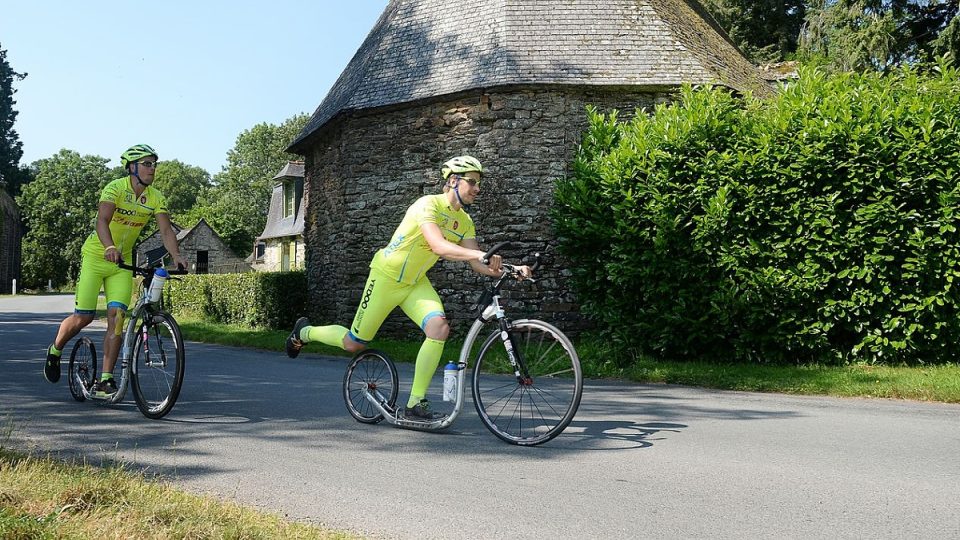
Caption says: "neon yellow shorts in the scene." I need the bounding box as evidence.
[348,268,444,344]
[74,253,133,314]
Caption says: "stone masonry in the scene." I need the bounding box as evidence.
[302,86,671,339]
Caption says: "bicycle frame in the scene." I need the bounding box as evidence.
[75,284,157,403]
[359,286,516,430]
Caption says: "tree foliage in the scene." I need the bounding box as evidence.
[701,0,807,63]
[17,150,111,288]
[190,113,308,256]
[799,0,959,71]
[0,43,30,197]
[553,61,960,365]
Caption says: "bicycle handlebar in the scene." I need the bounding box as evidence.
[480,242,541,283]
[117,261,188,277]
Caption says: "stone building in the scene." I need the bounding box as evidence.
[136,218,249,274]
[287,0,772,337]
[0,189,22,294]
[251,161,306,272]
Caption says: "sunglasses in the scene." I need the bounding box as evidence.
[455,175,481,186]
[137,160,158,168]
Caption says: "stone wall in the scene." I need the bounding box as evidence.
[301,85,672,339]
[0,190,22,294]
[136,221,250,274]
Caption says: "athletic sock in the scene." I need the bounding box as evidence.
[407,338,445,408]
[305,325,350,350]
[49,344,62,357]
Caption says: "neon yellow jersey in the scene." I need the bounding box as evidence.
[81,177,168,260]
[370,194,476,284]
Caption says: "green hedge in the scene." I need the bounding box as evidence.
[164,270,306,330]
[553,61,960,365]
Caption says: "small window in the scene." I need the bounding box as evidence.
[255,242,266,260]
[283,180,295,218]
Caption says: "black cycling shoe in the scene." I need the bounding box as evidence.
[285,317,310,358]
[94,377,118,398]
[44,346,61,383]
[403,399,446,420]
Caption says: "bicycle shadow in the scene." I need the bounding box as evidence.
[554,420,688,450]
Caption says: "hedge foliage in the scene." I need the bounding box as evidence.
[164,270,306,330]
[553,61,960,365]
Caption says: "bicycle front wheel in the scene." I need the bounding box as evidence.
[68,337,97,402]
[343,349,398,424]
[131,312,185,419]
[472,319,583,446]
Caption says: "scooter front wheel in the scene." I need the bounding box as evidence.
[342,349,399,424]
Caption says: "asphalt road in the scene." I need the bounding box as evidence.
[1,294,959,539]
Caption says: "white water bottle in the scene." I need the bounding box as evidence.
[147,267,168,304]
[442,361,457,401]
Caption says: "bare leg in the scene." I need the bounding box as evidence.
[101,307,123,374]
[53,313,95,351]
[342,333,367,354]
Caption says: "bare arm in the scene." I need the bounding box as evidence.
[421,222,486,262]
[460,237,504,277]
[95,201,121,263]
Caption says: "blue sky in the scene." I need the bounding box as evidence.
[3,1,388,175]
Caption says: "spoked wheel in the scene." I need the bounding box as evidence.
[343,349,398,424]
[68,337,97,402]
[472,319,583,446]
[131,312,185,419]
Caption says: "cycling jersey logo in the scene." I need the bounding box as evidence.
[360,279,376,309]
[453,220,459,230]
[140,195,147,204]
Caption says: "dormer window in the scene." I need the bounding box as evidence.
[283,179,296,218]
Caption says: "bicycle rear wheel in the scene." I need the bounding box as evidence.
[131,312,185,419]
[68,337,97,402]
[472,319,583,446]
[343,349,398,424]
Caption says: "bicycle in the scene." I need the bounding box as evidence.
[67,262,188,419]
[342,243,583,446]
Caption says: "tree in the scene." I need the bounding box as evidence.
[701,0,807,63]
[17,150,110,288]
[0,43,30,197]
[192,113,308,256]
[799,0,959,71]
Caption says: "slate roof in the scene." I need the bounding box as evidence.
[290,0,770,151]
[258,162,305,241]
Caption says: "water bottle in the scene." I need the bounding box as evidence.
[442,361,458,402]
[147,267,168,304]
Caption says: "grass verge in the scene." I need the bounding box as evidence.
[177,317,960,403]
[0,448,356,540]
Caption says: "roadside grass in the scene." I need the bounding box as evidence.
[0,447,357,540]
[177,317,960,403]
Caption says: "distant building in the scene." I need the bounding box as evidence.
[0,190,22,293]
[136,218,249,274]
[251,161,305,272]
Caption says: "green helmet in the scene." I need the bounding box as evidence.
[441,155,483,180]
[120,144,158,168]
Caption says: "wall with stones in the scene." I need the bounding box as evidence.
[136,221,250,274]
[301,85,672,339]
[179,224,251,274]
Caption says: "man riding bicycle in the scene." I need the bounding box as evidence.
[43,144,187,397]
[285,155,532,419]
